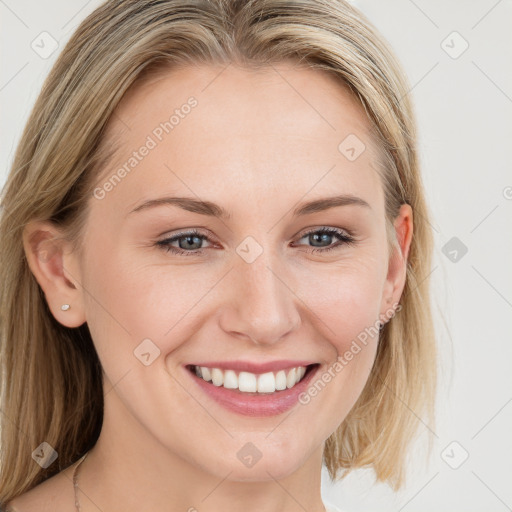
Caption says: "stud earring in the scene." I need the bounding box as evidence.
[61,304,70,311]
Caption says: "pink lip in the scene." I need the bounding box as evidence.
[184,363,320,417]
[186,360,316,374]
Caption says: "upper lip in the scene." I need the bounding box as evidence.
[186,360,317,374]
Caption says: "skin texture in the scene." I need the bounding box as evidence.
[15,62,412,512]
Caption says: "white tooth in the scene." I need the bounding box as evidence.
[200,367,212,381]
[211,368,224,386]
[238,371,257,392]
[257,372,276,393]
[286,368,297,389]
[275,370,287,390]
[197,366,308,393]
[223,369,238,389]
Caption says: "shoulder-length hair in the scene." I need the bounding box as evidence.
[0,0,436,502]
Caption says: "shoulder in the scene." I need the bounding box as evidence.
[3,465,75,512]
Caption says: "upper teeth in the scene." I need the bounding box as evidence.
[194,365,308,393]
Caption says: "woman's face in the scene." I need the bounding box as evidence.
[71,62,411,481]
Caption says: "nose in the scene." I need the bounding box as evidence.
[218,249,301,346]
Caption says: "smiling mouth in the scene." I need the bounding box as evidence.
[186,363,319,394]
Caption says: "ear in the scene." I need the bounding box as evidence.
[22,220,86,328]
[379,204,413,325]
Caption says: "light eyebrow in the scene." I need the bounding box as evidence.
[128,197,231,219]
[293,194,371,216]
[127,194,370,219]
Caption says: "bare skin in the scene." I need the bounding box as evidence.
[11,61,412,512]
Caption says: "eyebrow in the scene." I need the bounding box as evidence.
[127,194,371,219]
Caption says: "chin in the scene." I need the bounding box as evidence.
[219,458,304,482]
[209,439,311,482]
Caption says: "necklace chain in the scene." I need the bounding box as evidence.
[73,452,89,512]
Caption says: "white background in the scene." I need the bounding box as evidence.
[1,1,511,511]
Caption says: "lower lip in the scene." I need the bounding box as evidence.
[184,364,320,417]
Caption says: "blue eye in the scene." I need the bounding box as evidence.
[156,227,356,256]
[156,229,209,256]
[296,227,356,253]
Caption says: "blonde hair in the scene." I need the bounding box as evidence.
[0,0,436,502]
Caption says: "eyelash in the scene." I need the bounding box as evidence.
[155,227,356,257]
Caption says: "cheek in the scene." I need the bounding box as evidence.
[292,251,387,352]
[81,240,232,375]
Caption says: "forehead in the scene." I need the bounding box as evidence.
[95,62,384,216]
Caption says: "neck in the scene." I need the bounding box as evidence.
[77,381,327,512]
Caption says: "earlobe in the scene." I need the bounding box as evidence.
[22,220,86,328]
